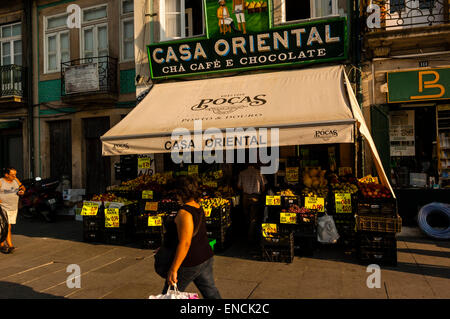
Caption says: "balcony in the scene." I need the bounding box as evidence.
[61,56,118,103]
[363,0,450,57]
[0,64,26,104]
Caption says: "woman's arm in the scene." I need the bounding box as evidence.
[167,209,194,286]
[15,178,25,195]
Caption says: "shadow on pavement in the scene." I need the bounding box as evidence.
[0,281,65,299]
[397,247,450,259]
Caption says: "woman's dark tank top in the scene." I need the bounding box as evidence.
[164,204,213,267]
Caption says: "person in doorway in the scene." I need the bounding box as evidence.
[237,164,267,245]
[163,176,221,299]
[232,0,247,34]
[0,168,25,254]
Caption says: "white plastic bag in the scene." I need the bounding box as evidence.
[317,214,340,244]
[149,284,199,299]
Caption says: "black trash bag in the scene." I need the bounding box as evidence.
[0,208,9,244]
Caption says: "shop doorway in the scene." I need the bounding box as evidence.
[0,126,23,180]
[83,117,111,196]
[49,120,72,181]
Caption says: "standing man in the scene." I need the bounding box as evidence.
[232,0,247,34]
[237,164,266,245]
[0,168,25,254]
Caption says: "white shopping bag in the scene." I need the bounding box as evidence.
[149,284,199,300]
[317,214,340,244]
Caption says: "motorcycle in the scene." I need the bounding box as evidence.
[19,177,63,222]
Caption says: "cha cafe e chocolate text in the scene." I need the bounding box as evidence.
[151,24,341,74]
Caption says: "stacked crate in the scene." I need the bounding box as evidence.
[82,201,104,243]
[355,197,401,266]
[205,204,232,251]
[103,203,137,245]
[261,226,294,263]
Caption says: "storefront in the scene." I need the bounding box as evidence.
[384,67,450,225]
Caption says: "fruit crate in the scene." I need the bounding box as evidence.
[134,213,166,236]
[138,233,163,249]
[206,224,232,251]
[103,229,133,245]
[328,193,358,215]
[262,244,294,263]
[293,233,316,257]
[355,214,402,233]
[83,215,104,232]
[82,229,103,243]
[357,246,398,266]
[357,197,397,216]
[278,222,316,236]
[261,231,294,247]
[206,213,232,228]
[281,196,300,208]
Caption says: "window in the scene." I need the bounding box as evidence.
[0,22,22,66]
[390,0,436,13]
[159,0,204,41]
[81,4,108,58]
[44,14,70,73]
[121,0,134,62]
[281,0,338,23]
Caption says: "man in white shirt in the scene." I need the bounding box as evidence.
[237,164,267,244]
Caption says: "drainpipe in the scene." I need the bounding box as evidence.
[25,0,34,178]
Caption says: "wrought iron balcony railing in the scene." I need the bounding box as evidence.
[61,56,118,97]
[363,0,449,32]
[0,64,25,98]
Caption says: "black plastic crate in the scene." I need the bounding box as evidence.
[103,229,132,245]
[357,197,397,217]
[279,222,316,236]
[206,214,232,228]
[83,216,104,232]
[281,196,299,208]
[83,230,103,243]
[139,233,163,249]
[261,231,294,247]
[206,225,229,243]
[357,247,398,266]
[328,193,358,215]
[262,245,294,263]
[134,213,166,235]
[293,234,316,257]
[357,232,397,250]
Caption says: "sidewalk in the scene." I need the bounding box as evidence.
[0,216,449,299]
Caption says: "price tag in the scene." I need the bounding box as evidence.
[145,201,159,211]
[203,207,212,217]
[359,175,379,184]
[148,215,162,227]
[213,170,223,179]
[142,190,154,199]
[280,212,297,224]
[266,195,281,206]
[105,208,120,228]
[138,158,151,169]
[286,167,299,183]
[188,165,198,175]
[335,193,352,213]
[81,201,100,216]
[262,223,278,238]
[305,196,325,212]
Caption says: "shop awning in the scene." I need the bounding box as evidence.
[101,65,394,196]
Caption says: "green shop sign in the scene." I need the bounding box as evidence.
[147,18,347,79]
[387,68,450,103]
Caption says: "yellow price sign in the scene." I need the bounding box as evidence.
[262,223,278,238]
[286,167,299,183]
[148,215,162,227]
[266,195,281,206]
[280,212,297,224]
[145,201,159,211]
[358,175,379,184]
[305,196,325,212]
[138,158,151,169]
[142,190,154,199]
[105,208,120,228]
[335,193,352,213]
[81,202,100,216]
[203,207,212,217]
[188,165,198,175]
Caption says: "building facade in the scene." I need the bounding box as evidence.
[360,0,450,220]
[34,0,137,195]
[0,1,33,180]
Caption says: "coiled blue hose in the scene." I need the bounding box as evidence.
[417,202,450,240]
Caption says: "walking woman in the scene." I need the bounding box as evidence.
[0,168,25,254]
[162,176,221,299]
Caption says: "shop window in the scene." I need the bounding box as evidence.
[44,14,70,73]
[279,0,339,23]
[121,0,134,62]
[159,0,204,41]
[81,4,108,59]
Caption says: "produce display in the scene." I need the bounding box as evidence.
[330,173,359,195]
[358,182,393,199]
[91,193,132,204]
[115,173,169,192]
[277,189,295,197]
[301,167,329,198]
[199,198,230,210]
